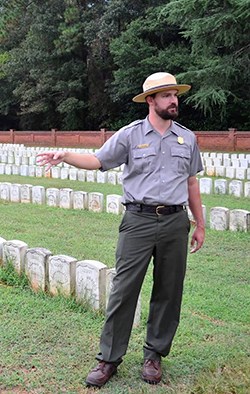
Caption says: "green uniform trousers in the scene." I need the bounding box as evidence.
[96,209,190,365]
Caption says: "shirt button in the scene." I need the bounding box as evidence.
[162,166,165,169]
[162,151,165,154]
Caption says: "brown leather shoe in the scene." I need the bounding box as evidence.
[85,361,117,387]
[141,359,162,384]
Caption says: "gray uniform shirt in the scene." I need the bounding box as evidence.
[95,117,203,205]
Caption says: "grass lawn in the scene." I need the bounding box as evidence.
[0,174,249,393]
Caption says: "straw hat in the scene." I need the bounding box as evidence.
[132,72,191,103]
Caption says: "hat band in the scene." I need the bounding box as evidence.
[144,83,179,94]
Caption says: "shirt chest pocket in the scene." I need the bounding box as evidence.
[132,147,156,174]
[171,146,191,174]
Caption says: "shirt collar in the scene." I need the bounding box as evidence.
[144,117,180,137]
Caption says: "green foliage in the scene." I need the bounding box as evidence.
[0,0,249,130]
[0,259,29,289]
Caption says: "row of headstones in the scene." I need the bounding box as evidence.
[0,181,249,231]
[0,143,250,182]
[0,182,124,214]
[0,161,250,198]
[201,152,250,180]
[0,163,123,185]
[0,237,141,326]
[200,178,250,198]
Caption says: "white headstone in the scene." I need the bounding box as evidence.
[199,178,213,194]
[51,166,61,179]
[25,247,52,291]
[235,168,246,180]
[10,184,21,203]
[0,164,5,174]
[229,209,250,232]
[106,194,123,214]
[20,184,33,203]
[88,192,104,213]
[107,171,117,185]
[76,260,107,310]
[32,186,46,205]
[206,166,215,176]
[214,179,228,195]
[69,168,78,181]
[48,254,77,296]
[3,240,28,274]
[46,188,60,207]
[0,182,11,201]
[225,167,236,179]
[86,170,96,183]
[117,172,123,185]
[59,188,73,209]
[215,166,225,177]
[210,207,229,230]
[73,191,88,210]
[20,165,29,176]
[60,168,69,180]
[96,171,107,183]
[229,180,243,197]
[35,166,44,177]
[5,164,12,175]
[77,169,86,182]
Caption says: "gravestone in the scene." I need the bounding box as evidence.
[3,240,28,274]
[73,191,88,210]
[206,166,215,176]
[199,178,213,194]
[0,182,11,201]
[106,268,141,327]
[20,165,29,176]
[46,188,60,207]
[225,167,236,179]
[77,169,86,182]
[20,184,33,203]
[60,168,69,180]
[5,164,12,175]
[97,171,107,184]
[106,194,123,214]
[25,247,52,291]
[10,184,21,203]
[32,186,46,205]
[28,165,36,177]
[12,165,20,175]
[214,179,228,195]
[0,164,5,174]
[229,209,250,232]
[117,172,123,185]
[215,166,225,177]
[229,180,243,197]
[235,168,246,180]
[75,260,107,310]
[88,192,104,213]
[107,171,117,185]
[35,166,44,177]
[48,254,77,296]
[69,168,78,181]
[51,167,61,179]
[59,188,73,209]
[210,207,229,230]
[86,170,96,183]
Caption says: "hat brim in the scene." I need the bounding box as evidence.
[132,84,191,103]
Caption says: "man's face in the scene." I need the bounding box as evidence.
[151,90,179,120]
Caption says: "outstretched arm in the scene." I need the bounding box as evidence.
[188,176,205,253]
[36,151,101,171]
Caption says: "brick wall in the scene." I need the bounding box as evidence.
[0,128,249,151]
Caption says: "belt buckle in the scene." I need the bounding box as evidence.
[156,205,165,216]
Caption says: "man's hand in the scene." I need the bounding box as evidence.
[190,225,205,253]
[36,151,66,171]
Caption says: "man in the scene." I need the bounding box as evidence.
[37,72,205,387]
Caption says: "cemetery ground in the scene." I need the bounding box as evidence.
[0,174,249,394]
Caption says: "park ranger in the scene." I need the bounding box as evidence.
[37,72,205,387]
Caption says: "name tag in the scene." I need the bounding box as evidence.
[137,144,150,149]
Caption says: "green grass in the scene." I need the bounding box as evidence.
[0,174,249,393]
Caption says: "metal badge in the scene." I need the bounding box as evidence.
[177,136,184,144]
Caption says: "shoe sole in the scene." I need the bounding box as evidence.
[142,375,161,385]
[85,370,117,387]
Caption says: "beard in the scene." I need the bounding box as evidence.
[155,105,179,120]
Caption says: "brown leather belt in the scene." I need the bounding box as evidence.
[125,203,185,216]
